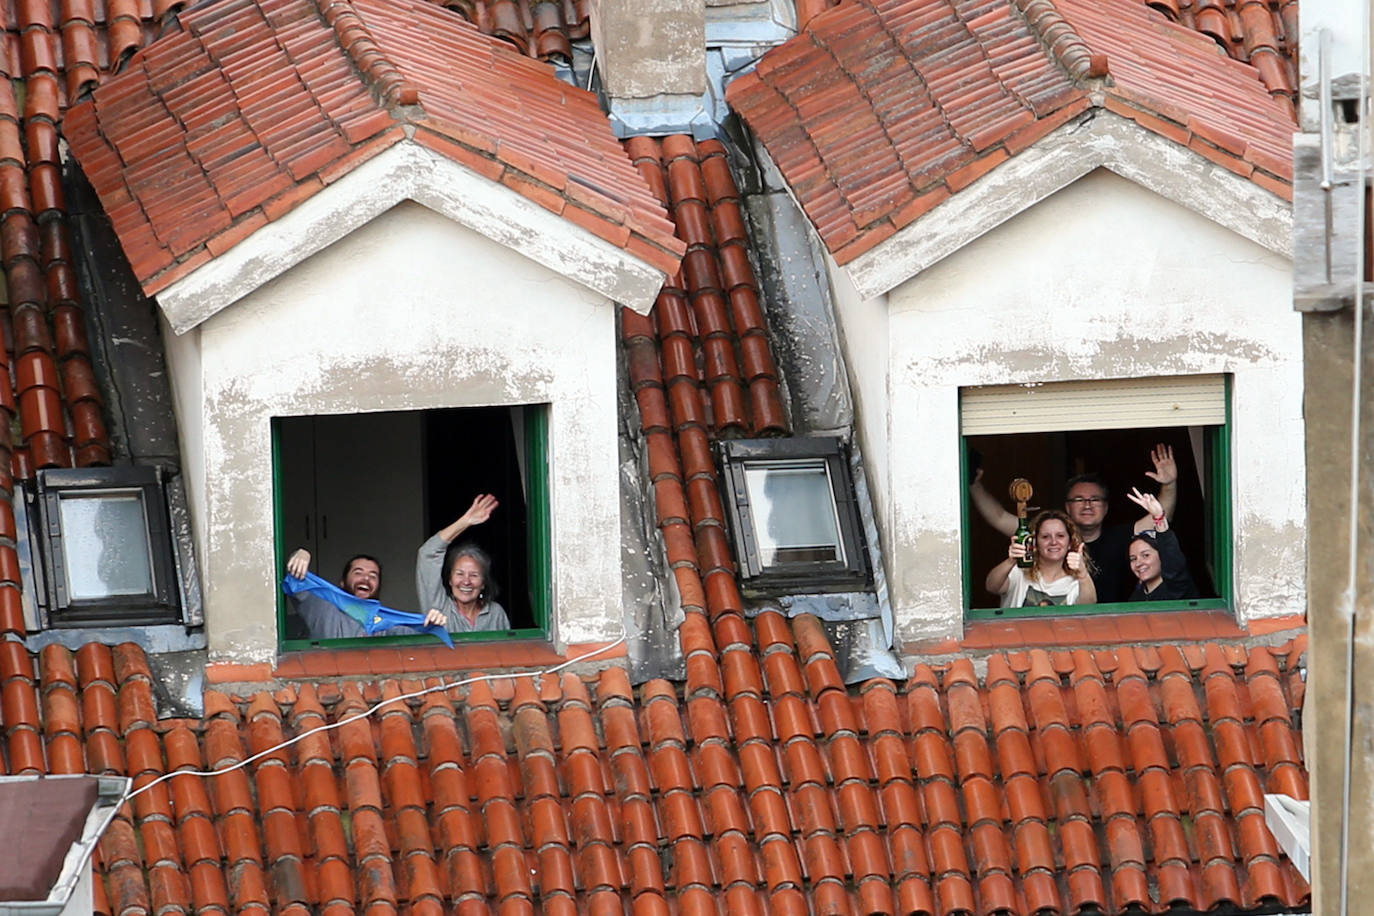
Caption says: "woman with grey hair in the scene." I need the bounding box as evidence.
[416,493,511,632]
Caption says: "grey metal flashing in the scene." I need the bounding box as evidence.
[64,160,183,468]
[606,93,719,140]
[617,334,686,684]
[608,5,793,142]
[21,624,207,654]
[0,774,130,916]
[724,130,897,669]
[742,188,854,433]
[63,157,205,627]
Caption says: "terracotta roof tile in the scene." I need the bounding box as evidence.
[62,0,682,298]
[729,0,1294,264]
[621,153,1308,913]
[808,0,1296,106]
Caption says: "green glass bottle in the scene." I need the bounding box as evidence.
[1014,514,1034,569]
[1008,478,1035,569]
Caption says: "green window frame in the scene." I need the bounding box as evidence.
[273,405,552,650]
[961,380,1234,619]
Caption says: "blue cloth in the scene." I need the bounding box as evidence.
[281,573,454,648]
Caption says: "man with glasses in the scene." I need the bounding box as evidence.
[970,444,1178,602]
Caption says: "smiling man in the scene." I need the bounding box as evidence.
[284,549,392,638]
[970,444,1179,602]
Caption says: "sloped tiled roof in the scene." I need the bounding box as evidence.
[0,632,1309,916]
[623,136,788,447]
[600,136,1307,916]
[727,0,1295,265]
[0,5,1311,915]
[1143,0,1298,106]
[429,0,591,61]
[795,0,1297,108]
[62,0,684,297]
[0,0,593,95]
[0,0,126,490]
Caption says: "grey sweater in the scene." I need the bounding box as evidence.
[416,533,512,632]
[289,591,437,640]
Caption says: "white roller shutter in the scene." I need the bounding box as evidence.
[960,375,1226,435]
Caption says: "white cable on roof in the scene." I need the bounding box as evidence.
[118,635,628,805]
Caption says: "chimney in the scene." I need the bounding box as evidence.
[589,0,707,136]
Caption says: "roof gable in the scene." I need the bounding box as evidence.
[62,0,683,312]
[727,0,1294,269]
[842,110,1292,298]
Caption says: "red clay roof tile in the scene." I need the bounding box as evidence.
[61,0,681,299]
[729,0,1293,264]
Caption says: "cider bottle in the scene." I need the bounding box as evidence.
[1008,477,1035,570]
[1014,515,1034,569]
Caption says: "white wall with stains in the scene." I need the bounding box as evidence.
[830,168,1301,649]
[163,200,625,663]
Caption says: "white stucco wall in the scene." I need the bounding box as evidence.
[163,200,624,662]
[830,169,1302,648]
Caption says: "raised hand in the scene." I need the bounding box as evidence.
[1145,443,1177,487]
[1125,486,1165,524]
[286,548,311,579]
[437,493,501,544]
[1066,550,1087,577]
[457,493,499,528]
[1007,538,1027,561]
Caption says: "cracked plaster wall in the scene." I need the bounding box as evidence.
[829,169,1302,649]
[161,201,624,663]
[589,0,704,99]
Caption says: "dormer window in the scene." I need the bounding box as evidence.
[718,437,869,594]
[272,405,551,648]
[962,375,1232,616]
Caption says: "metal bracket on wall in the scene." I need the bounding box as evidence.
[1292,139,1366,311]
[1295,30,1369,313]
[1293,161,1368,311]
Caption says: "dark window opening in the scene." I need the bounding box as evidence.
[719,437,870,595]
[964,424,1231,617]
[273,405,550,648]
[29,466,181,627]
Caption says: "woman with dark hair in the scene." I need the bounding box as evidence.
[416,494,511,632]
[1123,488,1199,601]
[986,509,1098,607]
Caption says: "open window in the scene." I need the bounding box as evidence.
[272,405,551,648]
[961,375,1232,617]
[28,466,182,627]
[718,437,870,595]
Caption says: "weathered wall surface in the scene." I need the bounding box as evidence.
[588,0,704,98]
[164,201,623,662]
[1303,308,1374,916]
[830,169,1301,648]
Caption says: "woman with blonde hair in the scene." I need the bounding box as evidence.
[986,509,1098,607]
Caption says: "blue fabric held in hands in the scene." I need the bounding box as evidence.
[281,572,454,648]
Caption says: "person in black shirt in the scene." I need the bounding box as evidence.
[1124,488,1199,601]
[969,444,1179,602]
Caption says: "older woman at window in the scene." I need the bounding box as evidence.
[416,493,512,632]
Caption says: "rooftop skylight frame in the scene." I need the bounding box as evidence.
[718,436,870,595]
